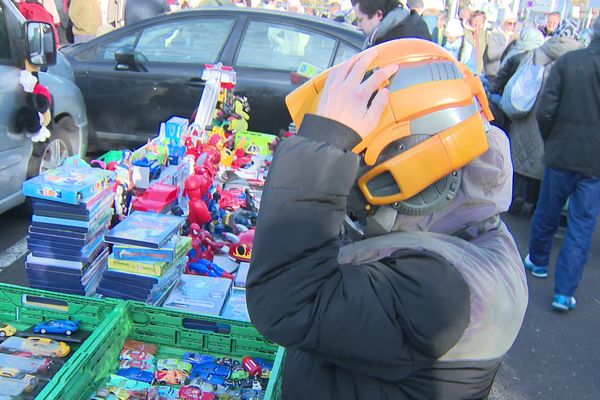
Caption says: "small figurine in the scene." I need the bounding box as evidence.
[188,223,226,263]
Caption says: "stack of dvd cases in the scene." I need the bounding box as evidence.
[97,211,189,305]
[22,164,115,295]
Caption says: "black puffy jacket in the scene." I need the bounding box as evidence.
[537,38,600,177]
[246,115,526,399]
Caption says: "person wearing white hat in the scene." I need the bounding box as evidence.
[443,19,477,73]
[484,12,518,77]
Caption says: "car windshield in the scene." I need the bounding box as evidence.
[0,323,7,328]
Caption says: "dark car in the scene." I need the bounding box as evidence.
[61,7,363,149]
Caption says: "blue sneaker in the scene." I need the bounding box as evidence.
[524,254,548,278]
[552,294,576,312]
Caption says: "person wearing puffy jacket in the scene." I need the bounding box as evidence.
[247,40,527,399]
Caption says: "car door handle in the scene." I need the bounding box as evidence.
[184,78,205,88]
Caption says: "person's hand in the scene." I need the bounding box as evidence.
[316,51,398,139]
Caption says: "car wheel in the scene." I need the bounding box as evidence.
[40,329,46,334]
[0,331,5,337]
[65,330,72,336]
[28,116,80,178]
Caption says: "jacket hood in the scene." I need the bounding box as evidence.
[540,37,581,60]
[372,6,410,43]
[388,126,512,237]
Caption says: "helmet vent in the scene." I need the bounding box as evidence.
[388,61,462,93]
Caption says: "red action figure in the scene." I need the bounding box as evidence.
[184,172,212,227]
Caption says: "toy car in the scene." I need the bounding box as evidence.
[0,322,16,337]
[107,374,151,400]
[219,188,248,212]
[33,320,79,336]
[179,384,216,400]
[182,352,215,366]
[120,359,155,372]
[22,337,70,358]
[117,367,155,385]
[131,183,179,213]
[155,368,189,385]
[148,385,180,400]
[120,349,155,363]
[190,362,230,379]
[0,367,38,391]
[123,339,157,355]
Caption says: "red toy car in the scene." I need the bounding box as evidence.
[179,384,216,400]
[132,183,179,213]
[219,188,247,212]
[120,350,155,363]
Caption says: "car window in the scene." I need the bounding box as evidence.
[0,5,11,60]
[236,20,335,72]
[93,32,137,61]
[333,42,359,66]
[135,18,233,64]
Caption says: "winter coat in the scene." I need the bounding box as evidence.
[125,0,169,25]
[247,114,527,400]
[365,6,431,49]
[485,29,513,77]
[68,0,101,36]
[443,37,477,73]
[464,26,487,74]
[510,37,580,179]
[537,38,600,177]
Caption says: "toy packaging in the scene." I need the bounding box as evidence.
[220,289,250,322]
[234,131,277,156]
[163,274,232,316]
[31,189,114,217]
[234,262,250,288]
[112,235,191,263]
[22,164,114,205]
[104,211,184,249]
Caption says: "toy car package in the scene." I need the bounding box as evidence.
[22,165,113,205]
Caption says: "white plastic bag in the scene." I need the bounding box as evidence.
[500,52,545,119]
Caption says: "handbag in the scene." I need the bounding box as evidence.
[500,52,545,119]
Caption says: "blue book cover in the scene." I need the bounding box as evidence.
[32,207,113,229]
[163,274,232,316]
[32,187,113,211]
[104,211,184,249]
[23,165,114,205]
[220,289,250,322]
[32,192,115,220]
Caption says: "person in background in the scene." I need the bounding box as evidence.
[124,0,169,25]
[443,18,477,73]
[525,18,600,312]
[540,11,561,38]
[351,0,431,49]
[464,10,487,75]
[458,5,471,26]
[507,33,580,215]
[484,13,517,78]
[68,0,101,43]
[490,27,545,95]
[329,1,345,21]
[431,11,445,44]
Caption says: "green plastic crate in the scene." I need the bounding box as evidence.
[0,283,121,399]
[44,301,285,400]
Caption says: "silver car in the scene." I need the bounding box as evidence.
[0,0,88,215]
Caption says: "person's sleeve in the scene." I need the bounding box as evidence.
[246,114,470,380]
[536,59,563,141]
[490,55,518,95]
[485,33,505,63]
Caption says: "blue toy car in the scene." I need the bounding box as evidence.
[116,367,155,385]
[33,320,79,336]
[182,352,214,366]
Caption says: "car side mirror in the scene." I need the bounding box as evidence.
[24,21,56,67]
[115,44,136,70]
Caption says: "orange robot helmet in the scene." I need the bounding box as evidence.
[285,38,493,216]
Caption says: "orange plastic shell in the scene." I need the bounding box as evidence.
[285,38,493,206]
